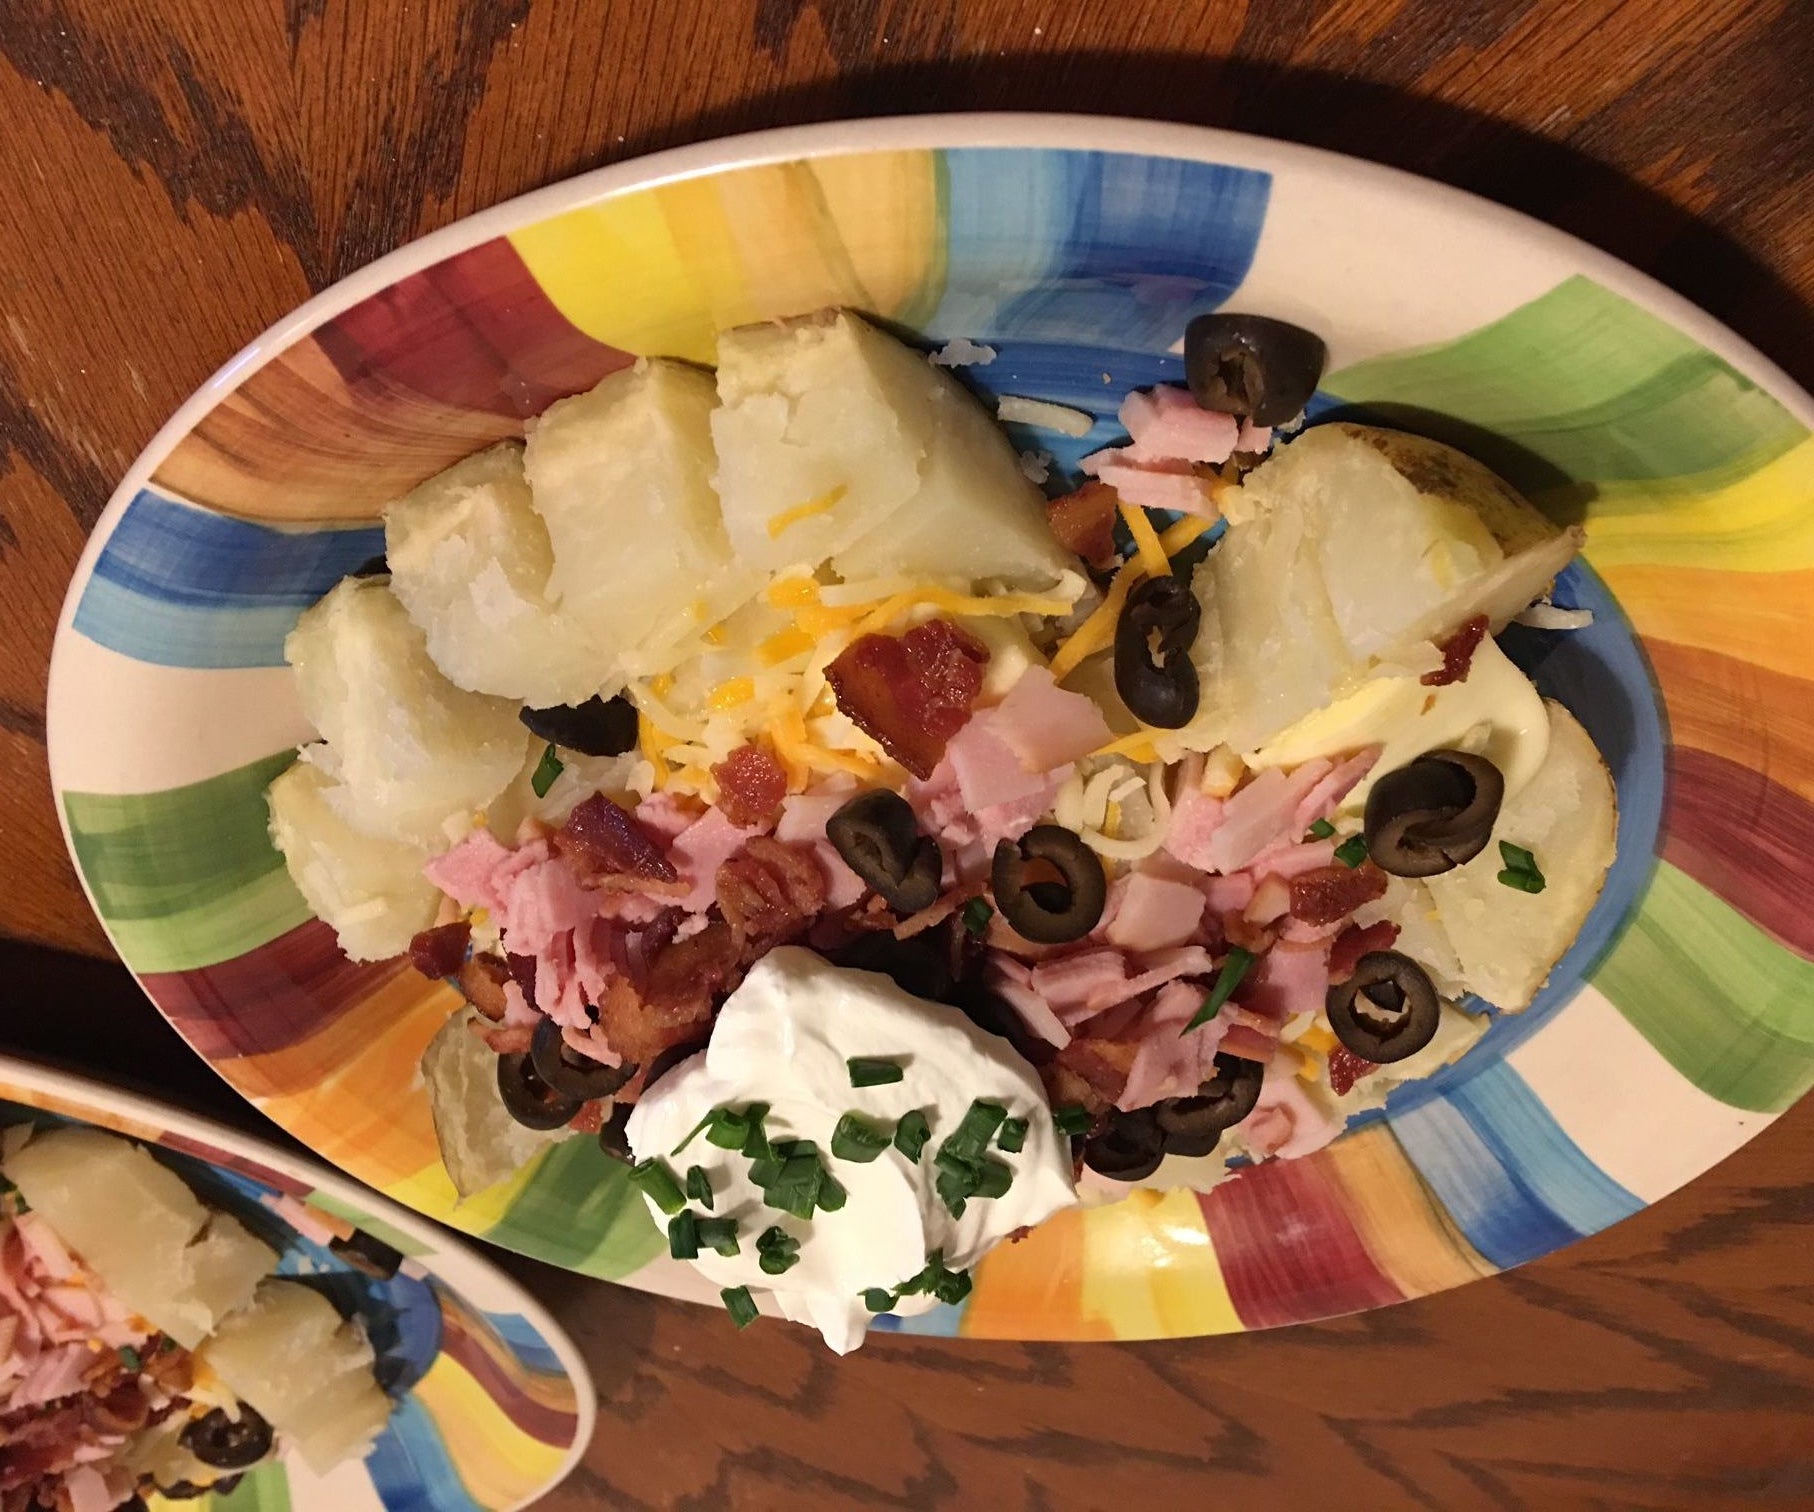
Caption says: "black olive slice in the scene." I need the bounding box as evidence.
[1152,1097,1225,1157]
[530,1015,636,1100]
[330,1228,405,1282]
[1082,1107,1165,1181]
[597,1101,634,1164]
[1154,1051,1266,1153]
[496,1051,583,1130]
[519,694,640,757]
[1363,749,1506,877]
[1184,313,1328,427]
[826,789,943,914]
[1114,574,1202,729]
[349,553,389,579]
[991,826,1107,944]
[156,1481,218,1501]
[833,929,957,1004]
[1326,951,1441,1064]
[181,1405,274,1471]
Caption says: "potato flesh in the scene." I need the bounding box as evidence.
[285,577,527,846]
[3,1128,275,1348]
[420,1006,562,1199]
[266,759,441,961]
[196,1279,389,1476]
[526,360,753,681]
[385,443,606,708]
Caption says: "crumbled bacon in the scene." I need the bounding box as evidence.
[409,920,471,979]
[470,1019,533,1055]
[1327,1044,1378,1097]
[642,920,742,1014]
[557,793,679,883]
[717,837,828,950]
[1288,863,1389,927]
[1330,920,1400,981]
[1222,911,1279,955]
[711,743,788,829]
[566,1100,607,1135]
[1053,1034,1141,1109]
[1044,481,1121,568]
[458,953,512,1021]
[1423,614,1489,687]
[825,619,989,778]
[596,973,715,1096]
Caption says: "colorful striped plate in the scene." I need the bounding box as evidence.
[46,116,1814,1342]
[0,1055,592,1509]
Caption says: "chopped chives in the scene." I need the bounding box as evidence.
[530,742,564,798]
[816,1171,848,1213]
[862,1287,897,1313]
[705,1107,751,1150]
[831,1111,892,1163]
[630,1158,687,1216]
[671,1109,717,1156]
[946,1099,1007,1157]
[1497,840,1547,894]
[973,1158,1012,1200]
[848,1056,905,1087]
[118,1345,142,1372]
[740,1104,773,1161]
[934,1164,973,1219]
[1052,1104,1092,1138]
[1334,835,1369,868]
[893,1109,931,1162]
[756,1226,800,1276]
[667,1209,699,1260]
[996,1117,1028,1154]
[721,1285,758,1329]
[1305,817,1337,840]
[694,1217,740,1257]
[960,897,993,937]
[1183,946,1255,1033]
[684,1165,713,1209]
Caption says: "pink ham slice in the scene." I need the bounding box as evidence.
[1289,746,1380,834]
[1104,872,1206,953]
[1084,459,1220,517]
[1164,787,1227,870]
[775,786,867,909]
[1193,759,1334,874]
[668,807,760,911]
[1241,941,1332,1021]
[987,957,1071,1049]
[422,835,596,954]
[1119,384,1241,466]
[943,719,1050,811]
[1031,949,1130,1025]
[1116,979,1226,1112]
[1243,1061,1342,1159]
[988,667,1111,773]
[1084,945,1216,1016]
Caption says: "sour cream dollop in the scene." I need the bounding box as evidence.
[625,947,1078,1353]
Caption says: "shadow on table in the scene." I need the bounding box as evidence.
[595,49,1811,392]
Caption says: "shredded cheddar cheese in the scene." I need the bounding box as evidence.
[1158,513,1216,555]
[1050,566,1142,681]
[757,627,815,666]
[1118,499,1170,578]
[765,575,822,610]
[766,485,848,539]
[706,676,756,712]
[1090,729,1162,764]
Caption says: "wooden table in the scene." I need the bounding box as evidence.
[2,2,1810,1506]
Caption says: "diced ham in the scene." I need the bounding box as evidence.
[989,667,1112,773]
[1241,941,1332,1021]
[1290,746,1380,834]
[668,807,760,911]
[1201,871,1255,916]
[1086,459,1221,517]
[1031,949,1130,1024]
[1164,787,1226,870]
[425,834,598,954]
[972,779,1063,850]
[632,791,697,843]
[1196,760,1333,874]
[1104,872,1206,952]
[1247,837,1338,880]
[1242,1061,1342,1159]
[1244,873,1291,925]
[774,783,867,909]
[943,719,1050,812]
[1085,945,1216,1015]
[1118,385,1241,467]
[1235,419,1272,453]
[423,829,514,909]
[1116,980,1226,1112]
[987,957,1071,1049]
[1218,1021,1281,1063]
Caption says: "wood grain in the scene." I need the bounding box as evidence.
[0,4,1810,1506]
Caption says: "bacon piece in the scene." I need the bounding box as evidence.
[711,743,788,829]
[825,619,989,779]
[596,972,715,1101]
[566,1100,607,1136]
[1222,911,1279,955]
[717,837,828,950]
[557,793,679,883]
[1053,1034,1141,1108]
[1423,614,1489,687]
[458,953,512,1021]
[1288,863,1389,927]
[1327,1044,1378,1097]
[408,920,471,979]
[1044,481,1121,568]
[1330,920,1400,981]
[641,920,741,1013]
[470,1019,534,1055]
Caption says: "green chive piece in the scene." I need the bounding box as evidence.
[756,1226,800,1276]
[684,1165,713,1209]
[893,1109,931,1162]
[667,1209,700,1260]
[1052,1104,1092,1138]
[930,1266,972,1307]
[766,1147,825,1219]
[935,1164,971,1219]
[747,1154,784,1187]
[961,897,994,937]
[848,1056,905,1087]
[530,742,564,798]
[831,1111,893,1163]
[863,1287,897,1313]
[1306,817,1336,840]
[671,1109,717,1156]
[118,1345,142,1372]
[706,1107,750,1150]
[973,1158,1013,1200]
[898,1249,972,1307]
[630,1159,687,1216]
[695,1217,740,1257]
[946,1099,1007,1157]
[1183,946,1255,1033]
[817,1171,848,1213]
[1334,834,1369,868]
[721,1285,758,1329]
[740,1103,773,1161]
[996,1116,1028,1154]
[1497,840,1547,893]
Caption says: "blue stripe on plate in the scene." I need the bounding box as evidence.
[478,1308,565,1377]
[366,1395,483,1512]
[72,487,383,668]
[878,1299,966,1338]
[925,149,1269,352]
[1387,1060,1641,1269]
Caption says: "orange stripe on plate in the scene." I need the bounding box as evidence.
[1596,563,1814,684]
[1644,638,1814,804]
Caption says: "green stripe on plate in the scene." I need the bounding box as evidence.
[1593,862,1814,1114]
[1324,275,1803,496]
[488,1137,663,1279]
[63,753,309,973]
[308,1190,435,1259]
[206,1461,291,1512]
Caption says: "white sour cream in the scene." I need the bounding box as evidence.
[625,947,1077,1353]
[1244,635,1550,812]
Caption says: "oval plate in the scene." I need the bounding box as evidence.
[46,115,1814,1341]
[0,1055,593,1508]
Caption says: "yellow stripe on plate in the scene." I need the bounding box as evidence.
[1079,1188,1243,1339]
[408,1353,568,1507]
